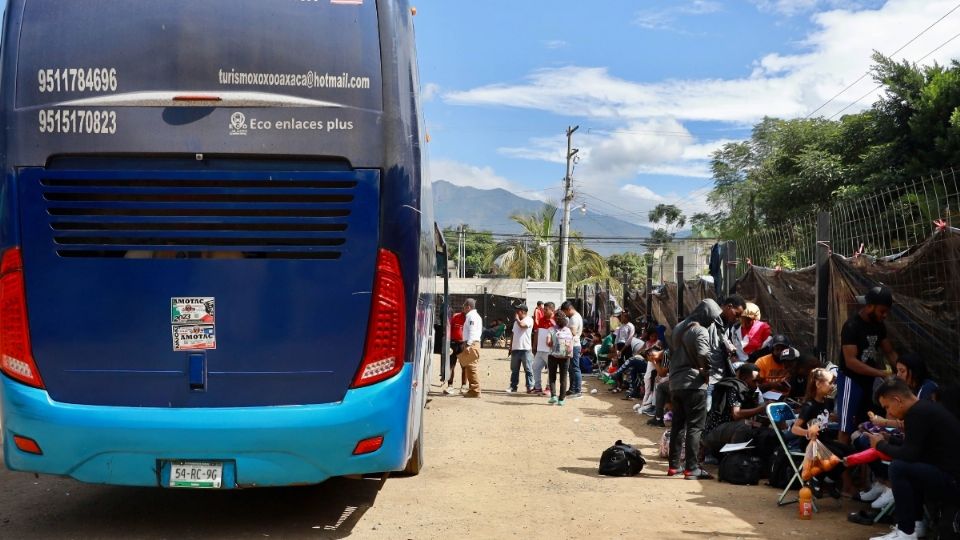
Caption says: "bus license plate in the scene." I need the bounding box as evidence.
[169,461,222,489]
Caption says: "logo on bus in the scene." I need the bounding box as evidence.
[229,112,248,136]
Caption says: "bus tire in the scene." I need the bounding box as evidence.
[398,420,424,476]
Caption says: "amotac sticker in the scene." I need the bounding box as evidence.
[171,297,215,324]
[173,325,217,351]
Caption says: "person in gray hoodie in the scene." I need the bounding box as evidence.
[667,298,724,480]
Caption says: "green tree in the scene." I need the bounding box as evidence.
[607,252,647,289]
[442,226,496,277]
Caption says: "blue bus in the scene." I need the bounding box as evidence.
[0,0,434,488]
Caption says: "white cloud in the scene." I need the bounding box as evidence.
[446,0,960,123]
[750,0,881,16]
[621,184,666,201]
[430,158,549,201]
[543,39,568,49]
[422,82,440,102]
[635,0,722,30]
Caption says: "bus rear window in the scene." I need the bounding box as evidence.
[16,0,383,111]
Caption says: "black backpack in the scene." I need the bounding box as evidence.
[768,447,802,490]
[598,440,646,476]
[718,453,762,485]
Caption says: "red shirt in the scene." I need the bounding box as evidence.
[451,312,466,341]
[534,307,545,327]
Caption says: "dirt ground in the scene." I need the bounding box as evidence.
[352,348,890,539]
[0,347,893,539]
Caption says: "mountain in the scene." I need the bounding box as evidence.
[431,180,653,256]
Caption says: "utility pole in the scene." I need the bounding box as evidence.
[559,125,579,289]
[540,242,552,281]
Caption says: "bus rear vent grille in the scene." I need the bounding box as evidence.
[41,177,357,259]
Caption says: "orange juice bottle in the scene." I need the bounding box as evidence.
[798,486,814,519]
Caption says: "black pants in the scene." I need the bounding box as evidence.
[890,460,960,535]
[548,356,570,401]
[669,388,707,471]
[654,380,671,418]
[445,341,464,383]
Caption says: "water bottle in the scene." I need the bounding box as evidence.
[798,486,814,520]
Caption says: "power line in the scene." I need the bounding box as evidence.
[827,29,960,120]
[804,1,960,119]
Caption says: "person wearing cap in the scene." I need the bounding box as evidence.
[507,304,534,394]
[754,334,796,393]
[457,298,484,398]
[731,302,771,363]
[836,286,898,444]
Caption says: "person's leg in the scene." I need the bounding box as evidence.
[463,343,481,396]
[568,345,582,394]
[835,373,863,445]
[655,381,670,418]
[559,358,569,401]
[888,460,940,535]
[642,362,656,406]
[547,357,559,402]
[509,351,521,391]
[628,359,646,397]
[522,350,534,391]
[668,390,688,470]
[684,388,708,472]
[705,382,714,413]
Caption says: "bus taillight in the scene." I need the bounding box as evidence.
[351,249,406,388]
[0,248,44,389]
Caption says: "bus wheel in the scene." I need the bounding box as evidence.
[398,421,424,476]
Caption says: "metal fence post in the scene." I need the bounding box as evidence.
[724,240,737,295]
[814,212,831,357]
[646,264,654,317]
[676,255,685,320]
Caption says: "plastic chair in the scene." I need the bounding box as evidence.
[766,402,814,508]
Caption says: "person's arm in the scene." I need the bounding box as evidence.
[842,344,887,378]
[733,402,765,421]
[791,417,820,440]
[880,338,898,370]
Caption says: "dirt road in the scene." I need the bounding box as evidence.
[0,348,889,539]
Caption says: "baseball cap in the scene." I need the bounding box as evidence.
[856,286,893,307]
[780,347,800,362]
[741,302,761,320]
[769,334,790,348]
[515,304,528,312]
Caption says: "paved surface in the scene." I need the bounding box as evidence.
[0,349,889,539]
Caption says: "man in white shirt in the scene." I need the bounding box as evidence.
[508,304,534,393]
[614,309,635,363]
[458,298,483,397]
[561,301,584,399]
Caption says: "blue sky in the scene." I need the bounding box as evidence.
[415,0,960,226]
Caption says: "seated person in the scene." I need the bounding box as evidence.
[481,319,503,342]
[645,350,672,428]
[754,334,794,393]
[702,363,766,458]
[610,326,661,398]
[865,378,960,540]
[894,354,938,402]
[732,302,771,363]
[785,352,821,401]
[791,367,854,497]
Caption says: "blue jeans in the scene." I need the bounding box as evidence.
[706,383,715,412]
[613,357,646,395]
[509,350,534,391]
[568,345,582,394]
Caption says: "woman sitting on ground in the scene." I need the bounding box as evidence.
[732,302,771,363]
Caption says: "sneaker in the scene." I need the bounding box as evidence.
[872,487,895,509]
[641,405,657,416]
[568,392,583,399]
[646,418,665,427]
[526,388,536,394]
[444,387,457,395]
[460,385,469,393]
[531,388,542,394]
[859,481,886,502]
[548,396,558,404]
[666,468,686,477]
[684,468,714,481]
[869,527,918,540]
[915,520,927,539]
[557,400,564,406]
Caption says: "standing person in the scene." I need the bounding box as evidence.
[546,312,574,406]
[837,286,898,444]
[561,301,584,399]
[531,302,556,395]
[709,295,746,411]
[457,298,483,398]
[508,304,535,394]
[866,378,960,540]
[667,299,725,480]
[532,301,545,354]
[445,305,467,395]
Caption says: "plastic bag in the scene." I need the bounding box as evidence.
[800,439,842,481]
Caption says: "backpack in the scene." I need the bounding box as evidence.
[580,355,593,374]
[551,328,574,359]
[598,440,646,476]
[718,453,762,485]
[658,429,685,461]
[768,447,802,490]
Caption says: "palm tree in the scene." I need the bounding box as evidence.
[492,204,608,292]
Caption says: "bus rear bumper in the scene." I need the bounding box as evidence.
[0,366,414,488]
